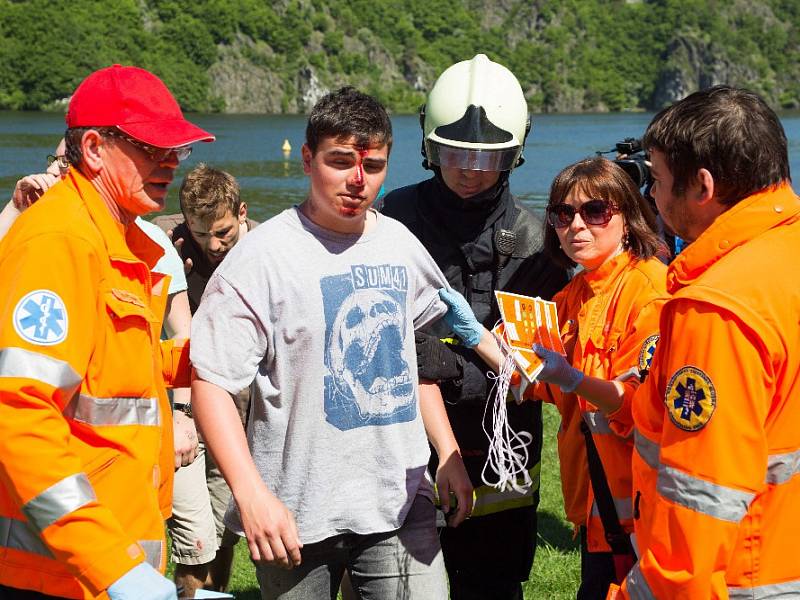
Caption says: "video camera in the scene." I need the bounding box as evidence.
[601,137,683,262]
[599,137,652,190]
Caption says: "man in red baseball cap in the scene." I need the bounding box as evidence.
[0,65,213,600]
[63,64,215,221]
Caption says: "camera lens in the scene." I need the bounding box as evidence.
[614,158,650,189]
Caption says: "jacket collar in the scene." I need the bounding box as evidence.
[667,183,800,293]
[67,169,164,269]
[579,249,633,295]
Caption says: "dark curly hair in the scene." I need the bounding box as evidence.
[305,86,392,154]
[643,85,790,205]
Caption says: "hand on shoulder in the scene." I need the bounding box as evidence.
[12,172,60,210]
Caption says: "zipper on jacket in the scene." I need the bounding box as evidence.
[465,273,474,305]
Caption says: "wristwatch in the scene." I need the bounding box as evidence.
[174,402,193,419]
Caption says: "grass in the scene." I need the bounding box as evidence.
[523,403,581,599]
[169,403,579,599]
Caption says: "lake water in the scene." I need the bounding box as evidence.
[2,110,800,222]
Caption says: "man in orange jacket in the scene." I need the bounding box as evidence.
[0,65,213,599]
[610,86,800,599]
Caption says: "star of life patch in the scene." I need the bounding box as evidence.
[13,289,68,346]
[638,334,659,372]
[665,365,716,431]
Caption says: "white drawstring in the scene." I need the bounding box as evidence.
[481,323,533,494]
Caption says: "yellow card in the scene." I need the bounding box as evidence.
[494,291,566,382]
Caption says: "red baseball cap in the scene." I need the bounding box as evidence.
[66,64,215,148]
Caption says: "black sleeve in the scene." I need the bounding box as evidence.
[433,344,496,406]
[505,252,569,301]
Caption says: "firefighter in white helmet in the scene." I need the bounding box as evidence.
[381,54,568,600]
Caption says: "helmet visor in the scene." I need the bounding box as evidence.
[426,140,521,172]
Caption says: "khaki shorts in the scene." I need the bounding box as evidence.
[168,442,241,565]
[168,390,249,565]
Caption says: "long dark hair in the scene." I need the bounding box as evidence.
[544,157,666,269]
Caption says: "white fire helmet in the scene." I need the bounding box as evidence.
[422,54,530,172]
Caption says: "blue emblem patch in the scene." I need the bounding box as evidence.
[638,334,659,372]
[13,290,69,346]
[664,365,716,431]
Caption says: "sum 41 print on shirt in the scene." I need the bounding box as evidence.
[321,264,415,431]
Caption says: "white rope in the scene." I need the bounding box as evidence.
[481,327,533,494]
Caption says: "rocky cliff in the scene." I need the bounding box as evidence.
[1,0,797,113]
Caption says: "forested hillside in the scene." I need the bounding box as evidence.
[1,0,798,114]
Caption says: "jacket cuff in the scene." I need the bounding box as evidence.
[161,338,191,388]
[80,544,145,596]
[606,382,635,438]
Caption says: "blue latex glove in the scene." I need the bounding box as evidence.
[532,343,584,393]
[107,562,177,600]
[438,288,482,348]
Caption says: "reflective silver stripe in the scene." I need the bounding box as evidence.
[139,539,163,569]
[0,516,53,557]
[64,394,160,426]
[625,561,656,600]
[22,473,96,532]
[766,449,800,485]
[583,411,612,435]
[0,347,81,396]
[591,496,633,520]
[729,579,800,599]
[634,428,660,470]
[657,465,754,522]
[634,427,756,522]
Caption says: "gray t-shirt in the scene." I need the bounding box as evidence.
[190,207,449,544]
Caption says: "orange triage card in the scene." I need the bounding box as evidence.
[494,291,566,382]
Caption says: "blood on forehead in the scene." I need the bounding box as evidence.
[354,153,365,184]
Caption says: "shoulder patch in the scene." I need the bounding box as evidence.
[638,334,659,372]
[13,289,69,346]
[664,365,716,431]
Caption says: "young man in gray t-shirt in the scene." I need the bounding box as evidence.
[190,87,472,599]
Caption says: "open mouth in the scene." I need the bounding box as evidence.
[350,319,412,398]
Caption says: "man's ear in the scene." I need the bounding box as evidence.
[81,130,105,175]
[238,201,247,222]
[301,144,313,174]
[694,168,716,206]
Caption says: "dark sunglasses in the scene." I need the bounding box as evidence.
[546,199,618,228]
[104,128,193,163]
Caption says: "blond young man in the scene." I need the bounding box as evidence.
[154,164,257,597]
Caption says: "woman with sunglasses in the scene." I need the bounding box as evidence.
[531,156,668,599]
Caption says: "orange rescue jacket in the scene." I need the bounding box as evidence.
[615,183,800,599]
[539,252,667,552]
[0,170,189,598]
